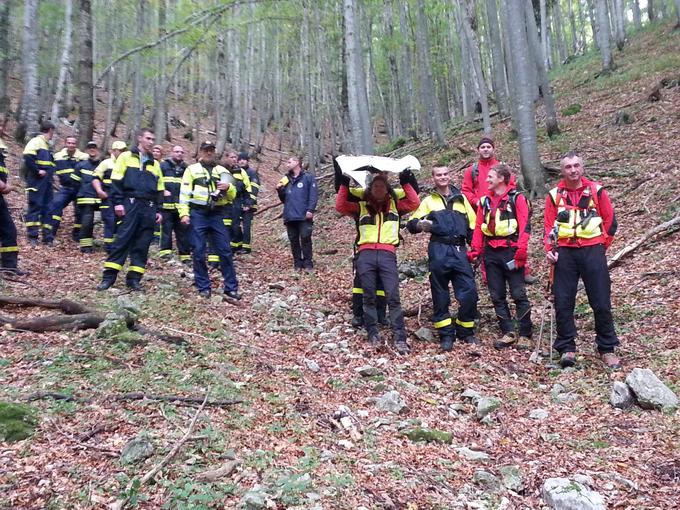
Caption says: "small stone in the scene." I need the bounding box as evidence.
[529,408,550,420]
[337,439,354,449]
[355,365,381,377]
[476,397,502,420]
[542,477,606,510]
[321,342,338,352]
[433,354,447,362]
[304,359,320,373]
[120,435,154,465]
[240,486,268,509]
[625,368,679,412]
[472,470,501,492]
[461,389,483,402]
[116,295,141,318]
[375,390,408,414]
[610,381,634,409]
[414,327,435,343]
[499,465,524,493]
[401,427,453,444]
[456,447,490,462]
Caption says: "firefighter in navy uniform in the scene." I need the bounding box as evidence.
[222,150,252,252]
[0,138,24,275]
[159,145,190,263]
[22,121,56,245]
[237,152,259,254]
[468,163,533,350]
[46,135,88,243]
[545,151,620,370]
[407,166,479,352]
[179,141,240,300]
[71,141,102,253]
[96,129,165,292]
[92,141,126,252]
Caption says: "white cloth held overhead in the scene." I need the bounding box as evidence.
[335,155,421,189]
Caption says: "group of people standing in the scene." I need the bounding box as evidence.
[335,137,621,370]
[1,123,260,299]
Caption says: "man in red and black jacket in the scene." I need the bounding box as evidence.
[544,151,620,370]
[469,163,532,350]
[461,136,503,208]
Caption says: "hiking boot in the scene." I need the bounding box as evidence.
[96,280,114,291]
[462,335,480,345]
[367,333,382,348]
[224,290,242,301]
[1,267,29,277]
[44,240,54,247]
[394,339,411,355]
[351,315,364,328]
[524,274,538,285]
[494,333,517,350]
[126,280,143,292]
[440,336,455,352]
[198,289,211,299]
[29,238,39,247]
[601,352,622,370]
[559,351,577,368]
[518,336,532,346]
[80,247,93,254]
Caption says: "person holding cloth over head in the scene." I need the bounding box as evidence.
[468,163,532,349]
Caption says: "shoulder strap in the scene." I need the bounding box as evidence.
[471,162,479,183]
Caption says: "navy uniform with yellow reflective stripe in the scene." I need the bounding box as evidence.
[46,147,88,242]
[178,155,239,296]
[159,158,190,262]
[227,165,253,251]
[98,146,165,290]
[71,155,102,252]
[239,156,259,253]
[0,140,20,271]
[407,185,479,345]
[94,157,117,251]
[22,131,56,243]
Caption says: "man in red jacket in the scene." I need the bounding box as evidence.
[461,136,501,208]
[544,151,620,370]
[469,164,532,349]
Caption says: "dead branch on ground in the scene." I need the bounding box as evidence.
[608,214,680,270]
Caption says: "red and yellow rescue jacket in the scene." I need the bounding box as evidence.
[471,185,530,253]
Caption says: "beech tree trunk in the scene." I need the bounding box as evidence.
[77,0,94,146]
[153,0,168,142]
[51,0,74,122]
[631,0,642,29]
[17,0,40,141]
[674,0,680,28]
[504,0,546,196]
[343,0,373,154]
[485,0,509,115]
[540,0,550,69]
[595,0,615,72]
[0,1,11,122]
[612,0,626,50]
[648,0,656,22]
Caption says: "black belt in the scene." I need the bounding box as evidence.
[126,197,155,207]
[430,235,466,246]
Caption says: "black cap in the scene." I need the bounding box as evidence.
[200,141,216,151]
[238,152,250,161]
[478,136,495,148]
[86,140,98,148]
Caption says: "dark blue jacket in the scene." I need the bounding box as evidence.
[277,170,318,223]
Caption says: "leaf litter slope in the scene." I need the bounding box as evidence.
[1,23,679,510]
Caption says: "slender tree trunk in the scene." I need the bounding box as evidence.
[524,0,560,138]
[384,1,404,137]
[504,0,546,196]
[595,0,615,72]
[484,0,509,116]
[553,0,568,64]
[77,0,94,146]
[631,0,642,29]
[343,0,373,154]
[612,0,626,50]
[301,3,317,170]
[17,0,40,141]
[130,2,146,144]
[648,0,656,22]
[51,0,74,122]
[0,1,12,123]
[540,0,550,69]
[674,0,680,28]
[460,0,491,134]
[215,34,228,155]
[398,2,416,133]
[588,0,600,50]
[153,0,168,142]
[568,0,578,54]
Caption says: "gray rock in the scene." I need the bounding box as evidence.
[610,381,635,409]
[551,384,578,404]
[542,477,606,510]
[355,365,381,377]
[473,470,501,492]
[96,313,130,339]
[414,327,435,343]
[433,354,447,362]
[461,388,483,402]
[375,390,408,414]
[499,465,524,493]
[625,368,679,412]
[529,408,550,420]
[321,342,338,352]
[120,436,154,465]
[476,397,502,420]
[116,295,140,318]
[304,359,320,373]
[456,447,490,461]
[240,486,268,509]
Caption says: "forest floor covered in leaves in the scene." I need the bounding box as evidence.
[1,23,679,510]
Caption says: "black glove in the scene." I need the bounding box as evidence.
[399,168,413,185]
[408,172,420,194]
[333,161,343,193]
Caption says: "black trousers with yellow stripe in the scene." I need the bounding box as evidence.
[25,175,53,241]
[429,243,478,341]
[352,257,386,322]
[160,208,191,261]
[45,185,82,242]
[101,198,156,284]
[0,195,18,268]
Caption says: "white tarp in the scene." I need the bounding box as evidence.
[335,155,421,189]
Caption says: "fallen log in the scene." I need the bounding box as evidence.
[0,296,90,315]
[608,214,680,270]
[2,312,106,332]
[114,392,244,407]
